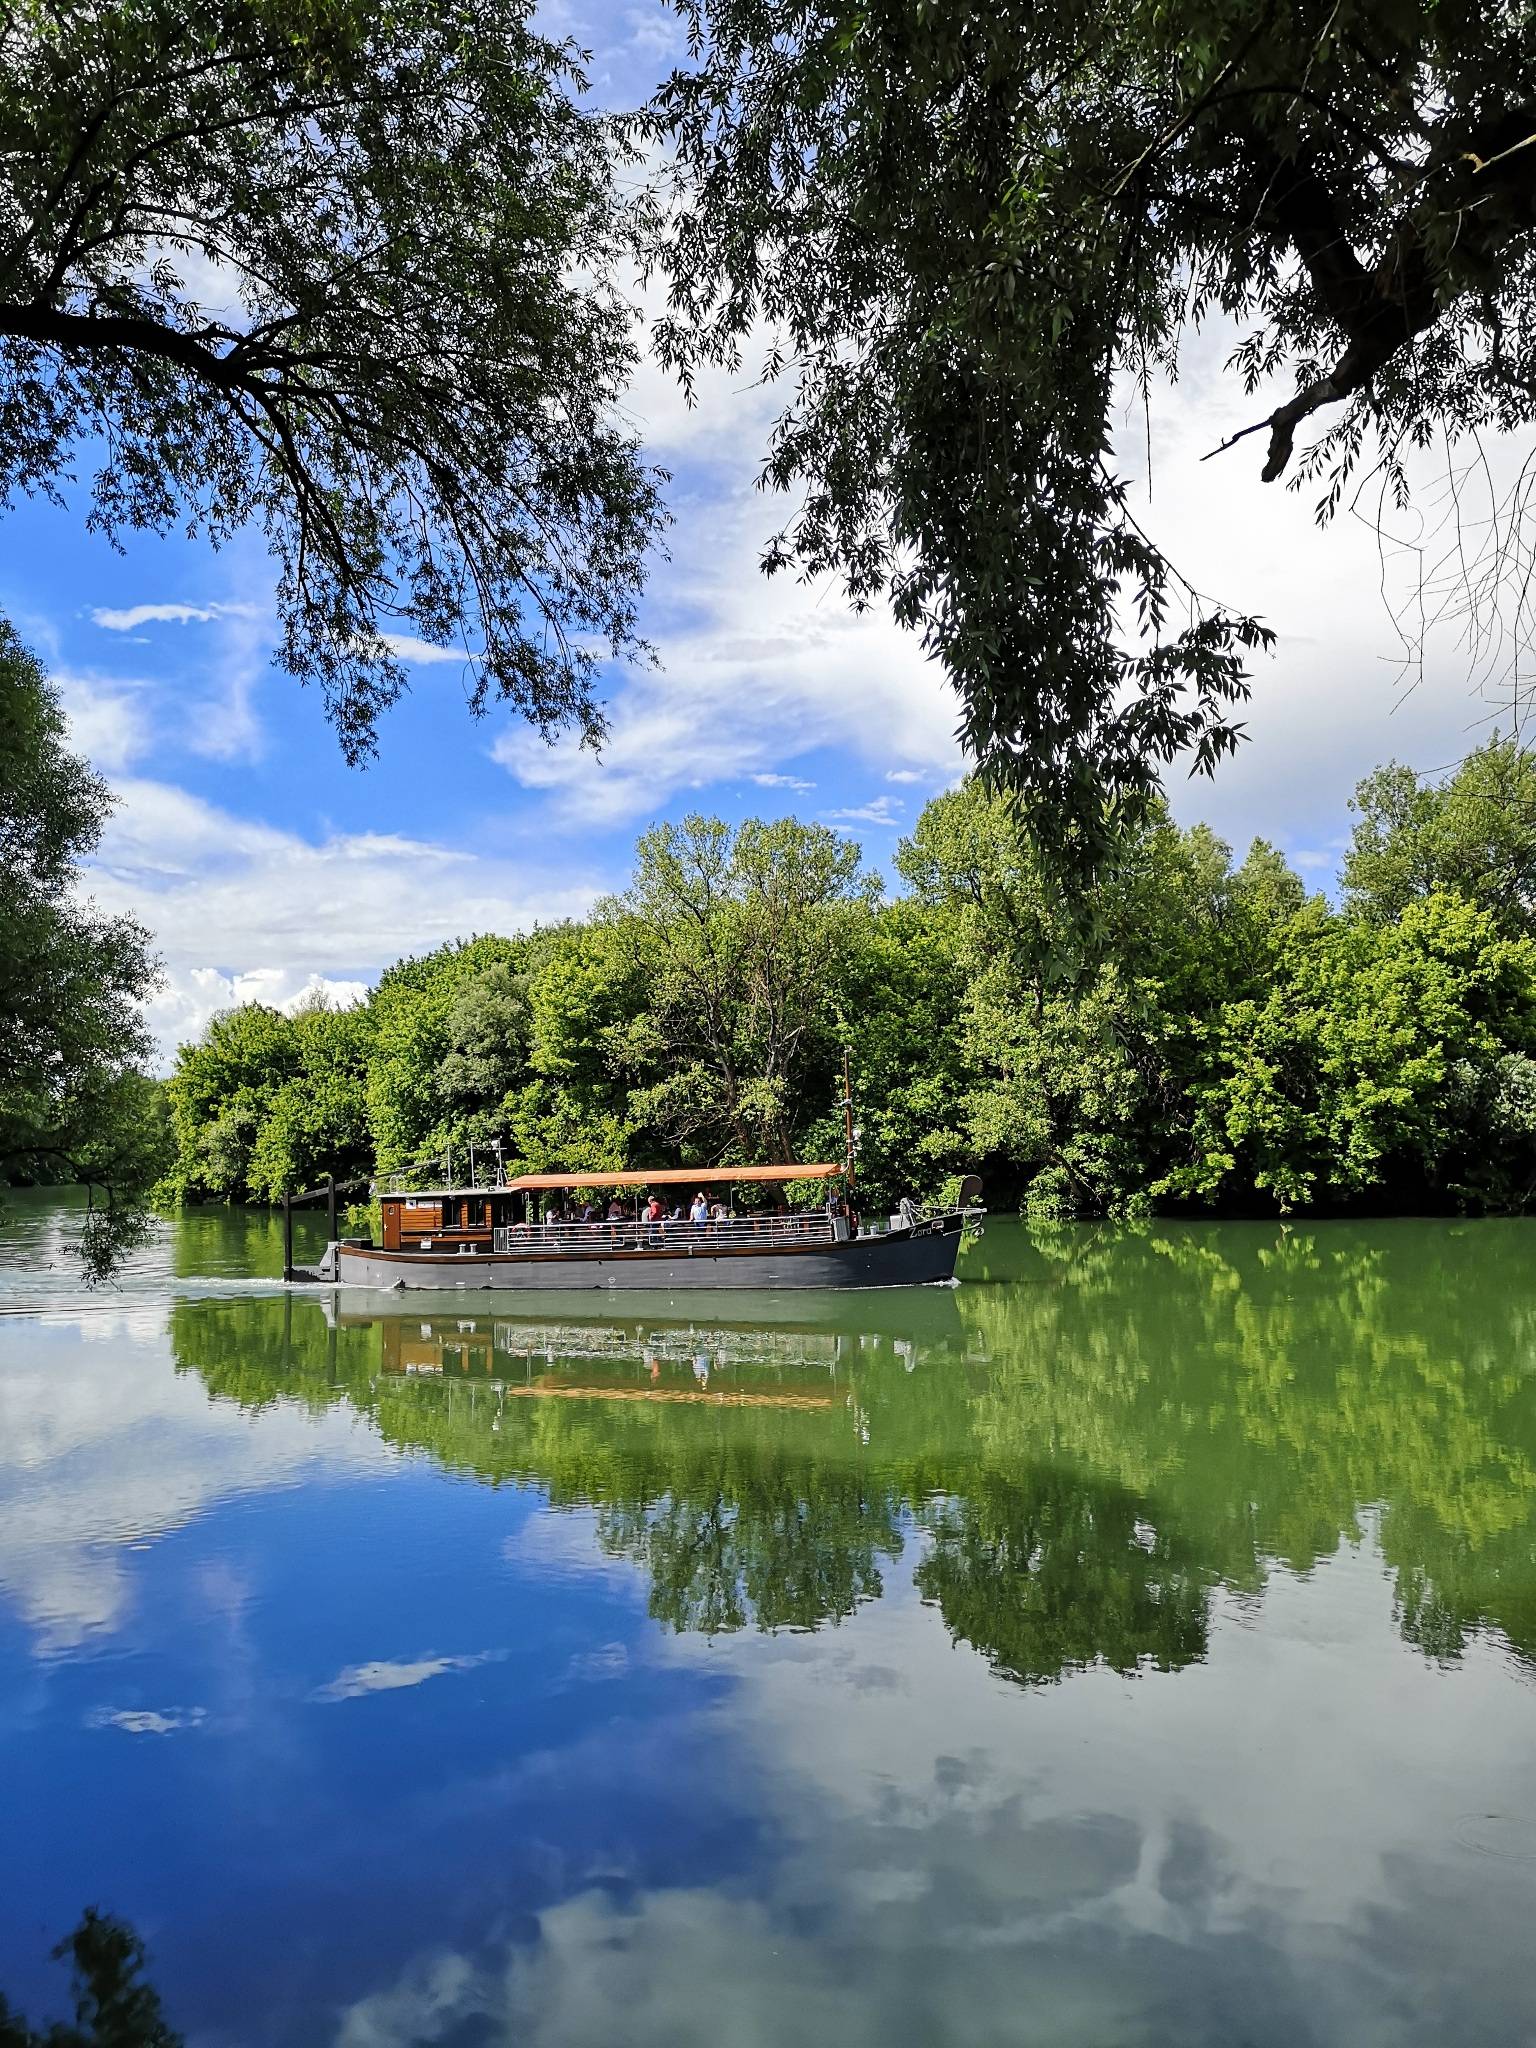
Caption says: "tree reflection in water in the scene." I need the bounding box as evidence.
[917,1469,1208,1684]
[0,1910,181,2048]
[167,1217,1536,1683]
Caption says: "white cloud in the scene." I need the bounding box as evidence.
[620,3,688,62]
[84,778,605,1067]
[1106,329,1536,875]
[91,601,260,631]
[186,579,270,763]
[56,670,151,772]
[88,556,276,763]
[278,972,373,1013]
[619,293,1536,879]
[332,1523,1536,2048]
[376,634,477,666]
[614,264,786,462]
[566,1641,630,1681]
[167,968,374,1040]
[91,1705,207,1736]
[314,1651,503,1702]
[825,795,902,828]
[0,1319,383,1653]
[491,486,962,825]
[750,772,815,792]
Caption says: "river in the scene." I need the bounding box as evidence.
[1,1193,1534,2045]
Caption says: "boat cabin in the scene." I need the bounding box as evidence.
[380,1188,506,1253]
[376,1163,848,1255]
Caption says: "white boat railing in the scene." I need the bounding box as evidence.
[490,1216,838,1255]
[379,1164,514,1196]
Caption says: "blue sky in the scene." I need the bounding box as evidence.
[3,0,1527,1068]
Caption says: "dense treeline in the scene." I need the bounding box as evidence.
[161,739,1536,1219]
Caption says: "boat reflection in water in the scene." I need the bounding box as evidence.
[329,1286,965,1410]
[169,1281,1204,1665]
[166,1220,1536,1685]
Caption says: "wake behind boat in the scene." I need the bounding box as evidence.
[323,1162,983,1292]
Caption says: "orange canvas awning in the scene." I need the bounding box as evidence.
[507,1163,843,1191]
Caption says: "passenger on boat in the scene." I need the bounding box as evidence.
[580,1199,601,1224]
[607,1196,626,1221]
[690,1192,709,1225]
[709,1199,729,1222]
[645,1194,665,1227]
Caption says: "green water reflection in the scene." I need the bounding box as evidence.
[167,1217,1536,1677]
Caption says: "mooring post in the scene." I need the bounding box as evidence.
[282,1188,294,1283]
[326,1173,338,1245]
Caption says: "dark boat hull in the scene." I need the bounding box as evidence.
[332,1216,965,1292]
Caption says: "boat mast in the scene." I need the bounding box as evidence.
[842,1047,856,1184]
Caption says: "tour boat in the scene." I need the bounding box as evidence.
[321,1163,982,1292]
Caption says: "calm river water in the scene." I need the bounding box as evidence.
[2,1194,1535,2045]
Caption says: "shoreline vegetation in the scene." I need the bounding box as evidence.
[155,737,1536,1225]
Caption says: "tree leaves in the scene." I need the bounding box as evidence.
[0,0,667,757]
[644,0,1536,859]
[0,621,167,1274]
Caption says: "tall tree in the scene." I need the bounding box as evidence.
[0,0,665,757]
[1343,737,1536,937]
[1163,892,1536,1211]
[647,1,1536,854]
[161,999,297,1200]
[896,781,1304,1213]
[604,814,880,1164]
[365,936,528,1171]
[0,621,164,1274]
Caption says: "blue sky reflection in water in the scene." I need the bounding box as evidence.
[2,1201,1536,2046]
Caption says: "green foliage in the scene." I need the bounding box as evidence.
[162,992,376,1202]
[0,621,167,1275]
[366,935,531,1172]
[895,782,1309,1215]
[163,749,1536,1222]
[0,0,665,759]
[645,1,1536,857]
[603,813,880,1165]
[1343,737,1536,937]
[1164,892,1536,1211]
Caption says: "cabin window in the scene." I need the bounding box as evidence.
[401,1202,441,1231]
